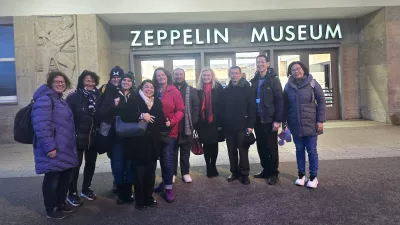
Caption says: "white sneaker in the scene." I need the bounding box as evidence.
[306,177,319,189]
[182,174,192,183]
[294,176,307,186]
[173,175,176,184]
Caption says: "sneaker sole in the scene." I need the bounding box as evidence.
[80,193,96,201]
[67,198,82,207]
[47,215,67,220]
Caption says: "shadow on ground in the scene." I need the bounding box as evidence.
[1,157,400,225]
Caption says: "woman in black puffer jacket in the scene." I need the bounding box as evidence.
[66,70,100,206]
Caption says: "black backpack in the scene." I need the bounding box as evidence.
[13,96,54,144]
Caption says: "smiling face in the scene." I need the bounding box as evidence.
[121,77,133,91]
[256,56,270,74]
[173,69,185,84]
[52,75,66,93]
[156,70,168,86]
[142,82,155,98]
[290,63,305,79]
[201,70,213,84]
[229,68,242,84]
[83,75,95,91]
[110,76,121,87]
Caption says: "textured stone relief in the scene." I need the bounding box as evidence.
[35,15,77,81]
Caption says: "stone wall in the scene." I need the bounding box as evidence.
[386,7,400,118]
[358,9,389,123]
[96,16,112,84]
[357,7,400,123]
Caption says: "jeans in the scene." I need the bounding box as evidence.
[254,116,279,176]
[173,142,191,176]
[69,148,98,194]
[111,143,135,185]
[134,161,157,207]
[160,138,176,189]
[293,136,319,177]
[43,169,73,212]
[225,131,249,176]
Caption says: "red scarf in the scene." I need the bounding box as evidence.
[201,83,213,124]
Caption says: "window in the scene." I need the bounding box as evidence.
[0,25,16,103]
[173,59,196,87]
[235,52,259,80]
[140,60,164,81]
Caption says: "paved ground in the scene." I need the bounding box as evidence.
[1,120,400,224]
[1,120,400,178]
[1,157,400,225]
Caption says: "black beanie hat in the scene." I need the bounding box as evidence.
[121,72,134,83]
[109,66,124,79]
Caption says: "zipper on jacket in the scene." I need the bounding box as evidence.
[88,118,94,150]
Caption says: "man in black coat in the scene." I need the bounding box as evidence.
[249,55,284,185]
[172,68,200,183]
[220,66,256,185]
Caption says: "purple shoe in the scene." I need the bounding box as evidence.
[165,189,175,203]
[153,182,164,193]
[285,129,292,142]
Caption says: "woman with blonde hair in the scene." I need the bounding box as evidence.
[195,67,223,178]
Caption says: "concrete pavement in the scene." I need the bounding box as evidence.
[1,157,400,225]
[1,120,399,178]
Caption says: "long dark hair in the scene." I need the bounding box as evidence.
[76,70,100,89]
[152,67,173,90]
[287,61,310,77]
[46,70,72,89]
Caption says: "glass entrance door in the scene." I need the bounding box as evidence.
[274,49,339,120]
[133,54,201,86]
[205,53,235,87]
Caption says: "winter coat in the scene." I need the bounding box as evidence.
[95,82,135,143]
[175,82,200,144]
[120,95,165,164]
[220,79,256,132]
[31,84,78,174]
[283,74,326,137]
[249,68,284,123]
[195,82,223,144]
[160,85,185,138]
[66,89,100,150]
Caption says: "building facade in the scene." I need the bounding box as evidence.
[0,2,399,143]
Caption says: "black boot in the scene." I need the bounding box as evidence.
[116,184,126,205]
[124,184,134,203]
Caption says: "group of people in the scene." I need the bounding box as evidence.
[30,54,326,220]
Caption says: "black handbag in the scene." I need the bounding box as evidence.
[92,122,113,155]
[115,116,147,137]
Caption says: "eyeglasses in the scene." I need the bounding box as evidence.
[53,80,65,85]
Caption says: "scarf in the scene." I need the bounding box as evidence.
[139,89,154,110]
[184,85,192,135]
[201,83,213,124]
[80,87,97,116]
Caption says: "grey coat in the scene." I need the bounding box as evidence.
[283,74,326,137]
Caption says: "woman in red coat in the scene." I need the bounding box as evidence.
[152,67,184,203]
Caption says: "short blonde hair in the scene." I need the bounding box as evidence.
[197,67,216,90]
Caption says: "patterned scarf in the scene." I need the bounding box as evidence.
[80,87,97,116]
[201,83,213,124]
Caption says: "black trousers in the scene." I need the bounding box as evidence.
[69,148,98,194]
[225,131,250,176]
[203,143,218,167]
[134,161,157,207]
[254,116,279,176]
[173,141,191,176]
[43,169,73,212]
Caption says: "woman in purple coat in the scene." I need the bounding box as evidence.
[32,71,79,220]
